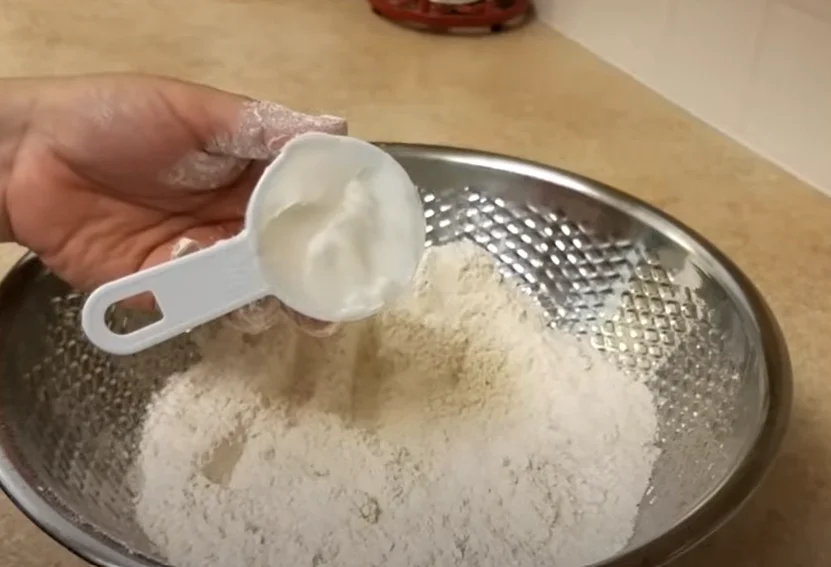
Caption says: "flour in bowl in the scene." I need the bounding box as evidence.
[133,240,660,567]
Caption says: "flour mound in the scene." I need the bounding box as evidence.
[134,241,660,567]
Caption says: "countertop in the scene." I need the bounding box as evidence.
[1,1,829,565]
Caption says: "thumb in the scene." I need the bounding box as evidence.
[162,86,348,190]
[206,99,348,160]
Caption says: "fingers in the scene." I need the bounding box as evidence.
[160,150,250,191]
[206,100,348,161]
[161,100,347,191]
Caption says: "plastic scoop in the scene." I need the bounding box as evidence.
[81,132,426,355]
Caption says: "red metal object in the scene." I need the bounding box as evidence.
[368,0,531,31]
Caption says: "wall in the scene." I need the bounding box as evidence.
[534,0,831,194]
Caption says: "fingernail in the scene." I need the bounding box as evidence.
[244,101,347,135]
[215,101,349,161]
[170,237,202,259]
[316,114,348,135]
[284,111,347,136]
[160,151,248,191]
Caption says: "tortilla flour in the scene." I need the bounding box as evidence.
[133,240,660,567]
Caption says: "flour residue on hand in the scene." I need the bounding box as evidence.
[161,100,348,191]
[161,99,350,336]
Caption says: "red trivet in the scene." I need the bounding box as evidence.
[368,0,532,32]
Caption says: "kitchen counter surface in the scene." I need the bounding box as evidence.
[0,1,829,565]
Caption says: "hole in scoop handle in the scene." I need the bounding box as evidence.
[81,235,269,355]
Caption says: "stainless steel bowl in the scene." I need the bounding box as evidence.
[0,143,791,567]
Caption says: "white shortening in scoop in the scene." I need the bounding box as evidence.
[82,133,426,356]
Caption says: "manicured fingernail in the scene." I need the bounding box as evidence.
[170,237,201,259]
[317,115,348,134]
[211,101,349,160]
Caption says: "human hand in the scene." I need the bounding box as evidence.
[1,73,346,335]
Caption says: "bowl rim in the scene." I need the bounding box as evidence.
[0,142,792,567]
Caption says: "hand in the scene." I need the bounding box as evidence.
[1,73,347,335]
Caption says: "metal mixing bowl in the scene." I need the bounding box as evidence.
[0,143,791,567]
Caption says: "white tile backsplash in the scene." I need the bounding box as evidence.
[653,0,767,130]
[536,0,831,194]
[534,0,671,81]
[783,0,831,21]
[743,3,831,191]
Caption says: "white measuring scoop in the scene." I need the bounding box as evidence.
[81,132,426,356]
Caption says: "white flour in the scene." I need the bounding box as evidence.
[134,241,660,567]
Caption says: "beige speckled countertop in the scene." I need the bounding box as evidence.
[1,1,830,565]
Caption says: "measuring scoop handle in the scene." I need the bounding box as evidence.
[81,235,269,355]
